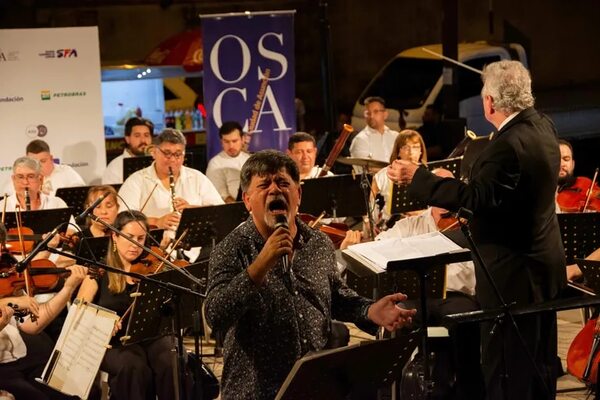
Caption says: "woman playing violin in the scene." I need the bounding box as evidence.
[76,210,175,400]
[80,185,119,238]
[371,130,428,224]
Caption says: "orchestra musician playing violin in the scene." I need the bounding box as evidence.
[0,222,88,400]
[118,129,223,232]
[76,210,176,400]
[556,138,600,213]
[389,60,566,400]
[5,157,68,212]
[205,150,417,399]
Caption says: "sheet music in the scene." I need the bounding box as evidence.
[39,301,118,399]
[344,231,462,272]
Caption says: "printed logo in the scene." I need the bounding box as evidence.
[0,49,19,61]
[39,90,87,100]
[41,90,51,100]
[38,49,78,59]
[25,124,48,138]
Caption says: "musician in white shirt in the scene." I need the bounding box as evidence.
[287,132,333,180]
[102,117,154,185]
[118,129,223,230]
[205,121,249,203]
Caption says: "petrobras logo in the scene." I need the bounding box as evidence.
[0,48,19,62]
[40,89,87,100]
[0,95,24,103]
[38,49,78,59]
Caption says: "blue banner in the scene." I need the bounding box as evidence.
[201,11,296,159]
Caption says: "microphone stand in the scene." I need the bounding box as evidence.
[457,208,550,400]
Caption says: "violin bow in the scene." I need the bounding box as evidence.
[139,183,159,214]
[152,228,189,275]
[582,167,599,212]
[14,205,32,297]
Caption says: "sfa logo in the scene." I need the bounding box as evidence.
[38,49,78,58]
[208,32,292,134]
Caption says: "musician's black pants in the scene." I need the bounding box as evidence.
[0,332,76,400]
[101,335,176,400]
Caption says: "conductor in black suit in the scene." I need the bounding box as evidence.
[388,60,566,400]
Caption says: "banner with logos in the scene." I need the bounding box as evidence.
[201,11,296,159]
[0,27,105,185]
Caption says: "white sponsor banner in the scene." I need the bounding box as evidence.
[0,26,105,185]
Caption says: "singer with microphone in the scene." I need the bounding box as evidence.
[5,157,68,211]
[205,150,417,400]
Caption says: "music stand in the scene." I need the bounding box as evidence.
[56,184,121,216]
[175,202,249,250]
[576,258,600,293]
[123,152,196,181]
[2,208,73,233]
[426,156,462,178]
[275,332,420,400]
[121,261,210,345]
[299,174,370,218]
[558,212,600,263]
[76,236,110,262]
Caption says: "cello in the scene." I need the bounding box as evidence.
[567,317,600,386]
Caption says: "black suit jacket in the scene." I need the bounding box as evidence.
[409,108,566,307]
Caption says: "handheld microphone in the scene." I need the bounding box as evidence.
[24,188,31,211]
[274,214,289,274]
[75,192,109,224]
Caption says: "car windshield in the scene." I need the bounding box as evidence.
[360,57,442,110]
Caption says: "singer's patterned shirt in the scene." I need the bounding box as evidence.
[205,216,376,400]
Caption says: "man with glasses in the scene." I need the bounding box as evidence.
[102,117,154,184]
[118,129,223,231]
[349,96,399,172]
[5,157,68,211]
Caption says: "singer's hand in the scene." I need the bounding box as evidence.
[247,226,292,285]
[367,292,417,332]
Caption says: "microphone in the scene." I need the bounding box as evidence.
[274,214,289,274]
[75,192,109,224]
[15,224,62,273]
[24,188,31,211]
[457,207,473,223]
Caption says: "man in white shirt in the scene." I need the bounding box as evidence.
[102,117,154,184]
[205,121,249,203]
[349,96,399,172]
[6,157,69,211]
[118,129,224,230]
[24,139,85,195]
[286,132,333,180]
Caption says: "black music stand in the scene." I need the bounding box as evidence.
[121,261,209,345]
[576,258,600,293]
[275,332,420,400]
[426,156,462,177]
[299,174,370,218]
[76,236,110,262]
[558,212,600,264]
[56,185,121,216]
[175,202,249,250]
[386,249,472,399]
[123,152,197,181]
[3,208,73,233]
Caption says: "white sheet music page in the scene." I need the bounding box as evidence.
[344,231,462,271]
[40,301,118,399]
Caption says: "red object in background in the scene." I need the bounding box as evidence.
[145,29,203,72]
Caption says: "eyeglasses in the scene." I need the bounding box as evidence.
[157,147,184,160]
[365,109,386,117]
[14,174,39,181]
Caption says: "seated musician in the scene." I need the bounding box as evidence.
[205,121,250,203]
[371,130,427,225]
[76,210,175,400]
[5,157,69,211]
[0,222,87,400]
[342,168,483,399]
[286,132,333,180]
[118,129,223,232]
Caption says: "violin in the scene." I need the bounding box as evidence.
[567,317,600,385]
[130,246,190,277]
[299,212,348,249]
[557,169,600,212]
[0,259,69,297]
[0,302,33,323]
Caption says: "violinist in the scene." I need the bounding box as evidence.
[556,139,600,212]
[78,185,119,239]
[5,157,68,211]
[118,129,223,232]
[286,132,333,180]
[76,210,175,400]
[0,222,88,400]
[371,130,427,224]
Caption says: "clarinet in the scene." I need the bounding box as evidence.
[24,188,31,211]
[168,167,177,213]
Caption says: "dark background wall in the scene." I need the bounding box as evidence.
[2,0,600,133]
